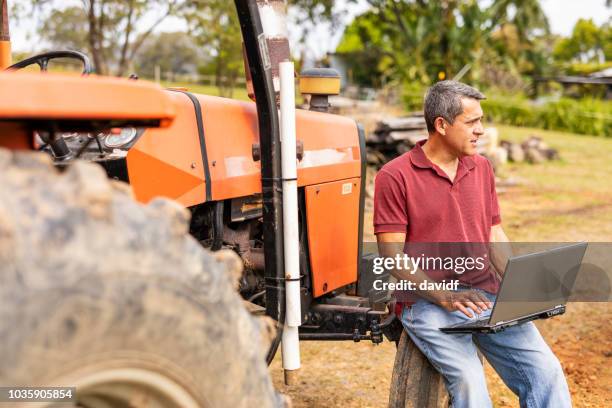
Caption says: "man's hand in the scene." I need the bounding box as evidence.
[377,232,494,318]
[431,290,493,318]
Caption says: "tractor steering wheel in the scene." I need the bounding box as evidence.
[7,50,93,75]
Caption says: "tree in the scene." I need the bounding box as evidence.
[134,31,201,80]
[335,11,389,87]
[334,0,553,89]
[334,1,490,85]
[41,6,88,52]
[16,0,357,85]
[16,0,190,76]
[487,0,549,44]
[183,0,244,97]
[287,0,358,60]
[553,19,608,64]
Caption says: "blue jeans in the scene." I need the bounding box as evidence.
[400,290,571,408]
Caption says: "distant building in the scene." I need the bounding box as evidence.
[534,69,612,99]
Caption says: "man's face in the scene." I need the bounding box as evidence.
[441,97,484,157]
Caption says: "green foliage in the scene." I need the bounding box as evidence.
[335,11,389,87]
[401,82,427,112]
[161,81,250,101]
[553,18,609,64]
[335,0,552,89]
[288,0,355,24]
[135,32,201,79]
[15,0,191,76]
[482,97,612,137]
[487,0,549,43]
[183,0,244,98]
[41,6,88,52]
[563,62,612,76]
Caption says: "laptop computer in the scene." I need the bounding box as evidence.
[440,242,587,334]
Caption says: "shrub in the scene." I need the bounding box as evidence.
[402,82,427,112]
[401,83,611,137]
[563,62,612,77]
[481,97,611,137]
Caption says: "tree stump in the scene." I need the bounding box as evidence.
[389,331,449,408]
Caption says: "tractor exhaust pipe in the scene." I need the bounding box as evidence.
[234,0,285,325]
[0,0,12,69]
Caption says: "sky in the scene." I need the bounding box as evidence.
[540,0,610,35]
[8,0,611,58]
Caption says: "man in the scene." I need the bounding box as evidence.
[374,81,571,407]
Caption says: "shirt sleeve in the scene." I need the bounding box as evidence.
[487,161,501,225]
[373,169,409,234]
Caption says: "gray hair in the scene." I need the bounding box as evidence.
[424,80,485,133]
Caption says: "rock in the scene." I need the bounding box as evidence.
[506,143,525,162]
[496,146,508,164]
[522,135,543,149]
[542,148,560,160]
[525,147,545,164]
[486,146,508,170]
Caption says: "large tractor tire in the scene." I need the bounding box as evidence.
[389,331,449,408]
[0,150,284,408]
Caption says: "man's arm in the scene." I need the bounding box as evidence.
[377,232,491,317]
[489,224,512,278]
[376,232,435,290]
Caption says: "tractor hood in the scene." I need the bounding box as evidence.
[0,72,175,129]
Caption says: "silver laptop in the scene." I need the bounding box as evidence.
[440,242,587,334]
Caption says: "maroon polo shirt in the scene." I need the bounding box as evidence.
[374,140,501,297]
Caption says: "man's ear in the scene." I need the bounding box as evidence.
[434,117,446,136]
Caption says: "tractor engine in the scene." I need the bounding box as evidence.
[43,88,370,311]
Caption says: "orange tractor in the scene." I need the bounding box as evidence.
[0,0,446,406]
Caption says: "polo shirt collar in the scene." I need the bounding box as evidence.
[410,140,476,182]
[409,140,433,169]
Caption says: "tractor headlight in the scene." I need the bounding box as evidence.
[104,127,138,148]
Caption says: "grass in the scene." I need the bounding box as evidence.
[276,124,612,408]
[270,126,612,408]
[159,81,304,104]
[490,124,612,241]
[483,125,612,407]
[160,81,251,101]
[16,64,258,102]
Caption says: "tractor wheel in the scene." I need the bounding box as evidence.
[388,331,449,408]
[0,150,284,408]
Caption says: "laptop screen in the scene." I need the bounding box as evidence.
[489,243,587,325]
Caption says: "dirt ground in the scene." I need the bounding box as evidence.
[270,125,612,407]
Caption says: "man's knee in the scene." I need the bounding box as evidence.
[446,364,486,390]
[536,352,567,389]
[443,361,492,407]
[522,352,571,407]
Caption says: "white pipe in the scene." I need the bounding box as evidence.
[281,325,300,370]
[280,60,301,328]
[279,60,301,378]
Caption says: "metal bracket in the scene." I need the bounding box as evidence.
[299,302,389,344]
